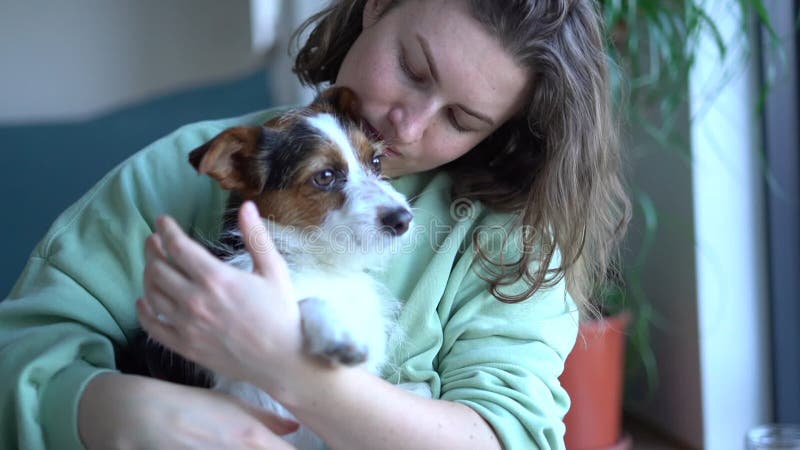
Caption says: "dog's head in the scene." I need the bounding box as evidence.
[188,87,413,258]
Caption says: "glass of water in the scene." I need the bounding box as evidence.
[746,424,800,450]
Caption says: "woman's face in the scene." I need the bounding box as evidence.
[335,0,530,178]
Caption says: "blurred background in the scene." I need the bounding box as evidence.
[0,1,797,449]
[0,1,316,301]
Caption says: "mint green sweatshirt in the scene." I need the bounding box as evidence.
[0,108,578,450]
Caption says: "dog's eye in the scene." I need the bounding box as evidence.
[371,155,382,173]
[312,169,337,189]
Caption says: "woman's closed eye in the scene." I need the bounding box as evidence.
[447,108,471,133]
[399,44,475,134]
[399,47,425,84]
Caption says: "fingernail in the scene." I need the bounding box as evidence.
[283,420,300,435]
[156,215,172,234]
[244,201,259,220]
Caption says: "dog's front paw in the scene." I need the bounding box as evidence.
[318,338,369,366]
[299,297,369,366]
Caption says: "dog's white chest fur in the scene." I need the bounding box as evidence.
[212,251,427,450]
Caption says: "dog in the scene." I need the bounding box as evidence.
[118,87,421,449]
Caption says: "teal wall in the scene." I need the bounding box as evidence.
[0,69,274,298]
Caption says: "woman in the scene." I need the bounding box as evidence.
[0,0,629,449]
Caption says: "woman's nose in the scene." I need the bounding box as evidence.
[387,98,437,144]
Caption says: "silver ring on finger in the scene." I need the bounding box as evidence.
[156,312,172,325]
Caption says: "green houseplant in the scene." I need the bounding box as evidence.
[560,0,777,448]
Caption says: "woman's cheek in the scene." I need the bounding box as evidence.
[441,138,476,164]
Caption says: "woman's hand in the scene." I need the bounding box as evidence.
[79,372,299,449]
[138,201,303,389]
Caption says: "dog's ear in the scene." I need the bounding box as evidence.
[312,86,361,122]
[188,126,270,195]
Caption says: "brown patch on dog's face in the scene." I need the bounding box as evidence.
[256,187,344,228]
[254,126,350,227]
[350,124,385,175]
[312,86,361,123]
[266,141,345,227]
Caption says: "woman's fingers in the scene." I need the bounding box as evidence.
[145,256,193,303]
[145,233,167,265]
[155,215,223,282]
[141,283,179,323]
[136,298,182,349]
[138,208,301,387]
[234,399,300,436]
[239,201,289,279]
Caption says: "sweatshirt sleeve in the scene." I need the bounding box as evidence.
[436,227,579,450]
[0,109,276,449]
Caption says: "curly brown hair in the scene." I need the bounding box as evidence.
[292,0,631,316]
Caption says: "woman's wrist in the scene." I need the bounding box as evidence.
[255,346,344,407]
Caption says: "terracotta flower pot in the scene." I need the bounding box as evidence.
[560,312,632,450]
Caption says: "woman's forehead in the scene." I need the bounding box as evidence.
[391,0,530,121]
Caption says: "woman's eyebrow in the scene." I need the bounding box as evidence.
[417,34,494,127]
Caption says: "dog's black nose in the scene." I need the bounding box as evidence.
[379,208,413,236]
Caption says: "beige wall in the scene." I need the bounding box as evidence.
[0,0,291,124]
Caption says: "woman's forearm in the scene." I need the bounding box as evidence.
[269,364,503,450]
